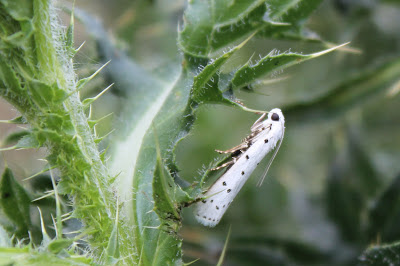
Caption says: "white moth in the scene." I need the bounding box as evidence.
[194,108,285,227]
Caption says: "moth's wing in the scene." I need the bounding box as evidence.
[194,187,228,227]
[257,128,284,187]
[195,161,244,227]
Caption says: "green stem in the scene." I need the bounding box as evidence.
[0,0,136,263]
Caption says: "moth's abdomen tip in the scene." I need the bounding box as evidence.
[195,215,219,227]
[194,204,222,227]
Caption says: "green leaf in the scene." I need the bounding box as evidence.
[0,247,92,266]
[0,168,31,238]
[230,43,348,90]
[0,133,40,151]
[179,0,266,57]
[29,81,68,109]
[178,0,323,58]
[191,50,239,106]
[47,238,73,254]
[189,37,345,112]
[153,132,192,232]
[0,116,26,124]
[0,57,23,93]
[266,0,322,24]
[358,241,400,266]
[3,130,30,146]
[259,0,323,38]
[15,133,40,149]
[116,75,191,265]
[153,159,181,225]
[190,33,254,106]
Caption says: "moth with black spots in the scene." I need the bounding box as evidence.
[194,108,285,227]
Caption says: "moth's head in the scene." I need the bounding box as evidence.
[269,108,285,123]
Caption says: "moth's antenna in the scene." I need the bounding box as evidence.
[253,112,268,126]
[257,127,284,187]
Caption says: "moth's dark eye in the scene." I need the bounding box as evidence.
[271,113,279,121]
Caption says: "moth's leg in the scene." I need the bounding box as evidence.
[251,113,267,131]
[243,131,257,143]
[242,127,264,145]
[211,160,235,171]
[215,141,249,154]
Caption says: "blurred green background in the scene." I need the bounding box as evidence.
[1,0,400,265]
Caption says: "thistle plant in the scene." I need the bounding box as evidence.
[1,0,400,265]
